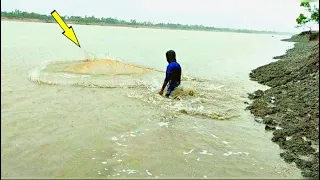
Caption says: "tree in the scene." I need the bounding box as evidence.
[296,2,319,32]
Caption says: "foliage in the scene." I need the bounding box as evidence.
[296,2,319,29]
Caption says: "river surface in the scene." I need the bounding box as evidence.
[1,21,302,178]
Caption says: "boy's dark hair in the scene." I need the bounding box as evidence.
[166,50,176,63]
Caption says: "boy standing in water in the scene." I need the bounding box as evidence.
[159,50,182,97]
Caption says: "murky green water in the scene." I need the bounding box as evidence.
[1,21,302,178]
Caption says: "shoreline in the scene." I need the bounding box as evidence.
[246,32,319,177]
[1,17,291,35]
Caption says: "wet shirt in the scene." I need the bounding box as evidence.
[164,61,181,85]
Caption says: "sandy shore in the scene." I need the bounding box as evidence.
[246,32,319,177]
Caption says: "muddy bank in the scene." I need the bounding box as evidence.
[246,32,319,177]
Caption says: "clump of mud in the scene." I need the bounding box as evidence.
[247,32,319,178]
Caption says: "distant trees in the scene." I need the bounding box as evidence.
[296,2,319,31]
[1,10,52,22]
[1,9,287,34]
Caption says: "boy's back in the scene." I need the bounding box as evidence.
[159,50,182,97]
[166,61,181,85]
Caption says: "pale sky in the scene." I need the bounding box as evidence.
[1,0,319,32]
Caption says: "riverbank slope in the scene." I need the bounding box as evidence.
[247,32,319,177]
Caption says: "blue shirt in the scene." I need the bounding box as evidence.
[164,61,181,85]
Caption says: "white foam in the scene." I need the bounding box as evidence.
[158,122,169,127]
[223,151,245,156]
[124,79,236,121]
[183,149,194,155]
[146,170,153,176]
[200,150,213,156]
[223,151,233,156]
[222,141,229,144]
[127,169,137,174]
[233,152,243,155]
[112,136,118,141]
[210,134,218,138]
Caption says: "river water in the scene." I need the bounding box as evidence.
[1,21,302,178]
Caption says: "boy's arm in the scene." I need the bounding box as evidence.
[159,81,168,95]
[159,65,172,95]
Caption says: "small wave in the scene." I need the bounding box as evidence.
[125,82,238,120]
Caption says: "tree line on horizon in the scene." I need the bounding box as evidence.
[1,9,289,34]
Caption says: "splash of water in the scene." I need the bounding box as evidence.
[28,59,239,120]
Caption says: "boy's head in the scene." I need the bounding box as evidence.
[166,50,176,63]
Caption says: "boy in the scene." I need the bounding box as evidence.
[159,50,182,97]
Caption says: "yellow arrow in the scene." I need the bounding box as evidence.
[51,10,80,47]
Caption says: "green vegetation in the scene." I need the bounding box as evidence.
[1,9,291,35]
[296,2,319,31]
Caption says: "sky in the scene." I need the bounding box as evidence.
[1,0,319,32]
